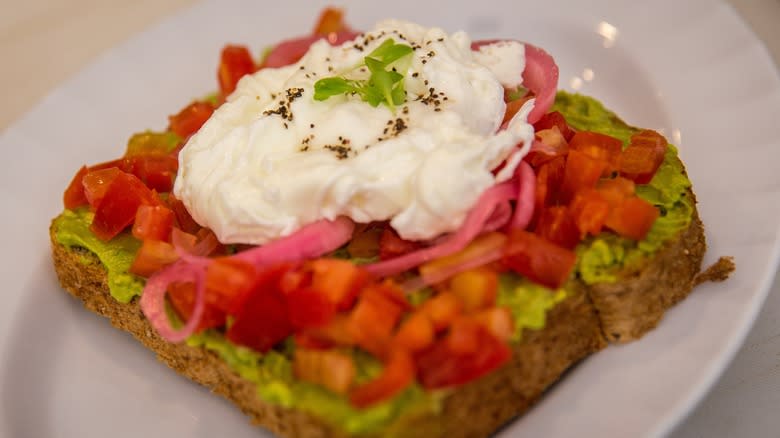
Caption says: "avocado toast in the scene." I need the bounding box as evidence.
[49,9,731,438]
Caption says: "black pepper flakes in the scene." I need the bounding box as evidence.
[323,144,352,160]
[263,87,304,122]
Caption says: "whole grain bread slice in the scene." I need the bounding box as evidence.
[49,224,606,438]
[584,206,706,343]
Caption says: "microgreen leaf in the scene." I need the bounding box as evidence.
[368,39,414,64]
[391,83,406,105]
[312,38,414,110]
[313,77,359,101]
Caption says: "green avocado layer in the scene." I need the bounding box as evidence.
[552,92,694,284]
[53,206,568,435]
[54,208,144,303]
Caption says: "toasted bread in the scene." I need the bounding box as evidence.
[50,223,605,437]
[49,83,725,435]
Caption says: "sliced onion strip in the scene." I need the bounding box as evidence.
[364,182,516,278]
[508,161,536,230]
[141,216,354,343]
[139,261,206,343]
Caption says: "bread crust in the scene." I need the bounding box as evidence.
[50,224,606,438]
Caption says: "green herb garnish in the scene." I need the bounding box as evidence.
[314,39,414,110]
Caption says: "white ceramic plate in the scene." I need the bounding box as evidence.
[1,0,778,437]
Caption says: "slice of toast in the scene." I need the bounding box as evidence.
[584,206,706,343]
[49,86,722,436]
[50,224,606,438]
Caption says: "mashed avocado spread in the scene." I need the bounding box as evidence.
[54,209,144,303]
[53,92,693,434]
[552,92,694,284]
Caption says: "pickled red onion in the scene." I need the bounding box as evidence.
[140,261,206,343]
[364,181,516,278]
[261,31,358,68]
[521,44,559,124]
[141,216,355,342]
[234,216,354,266]
[373,162,536,285]
[508,161,535,230]
[471,41,559,124]
[482,201,512,232]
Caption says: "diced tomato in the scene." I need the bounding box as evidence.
[166,194,201,233]
[293,332,335,350]
[604,196,659,241]
[170,102,211,138]
[533,155,566,211]
[472,307,514,342]
[82,167,122,208]
[619,133,664,181]
[226,265,294,353]
[261,31,358,69]
[313,7,348,35]
[129,154,179,193]
[620,130,667,184]
[370,280,412,312]
[417,324,511,390]
[171,227,198,252]
[167,282,226,332]
[620,146,658,180]
[503,229,576,289]
[191,228,221,256]
[631,129,667,149]
[448,268,498,312]
[294,348,356,394]
[63,165,89,209]
[205,257,257,312]
[597,177,636,205]
[526,126,569,168]
[86,155,178,194]
[129,239,178,277]
[418,291,463,332]
[533,206,580,249]
[278,267,311,295]
[132,205,174,241]
[300,314,355,348]
[218,45,255,97]
[287,286,337,330]
[308,259,370,310]
[568,189,610,237]
[393,312,435,353]
[378,227,422,261]
[560,149,608,203]
[348,285,406,357]
[533,111,575,141]
[350,349,415,408]
[445,317,482,354]
[90,171,159,240]
[568,131,622,176]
